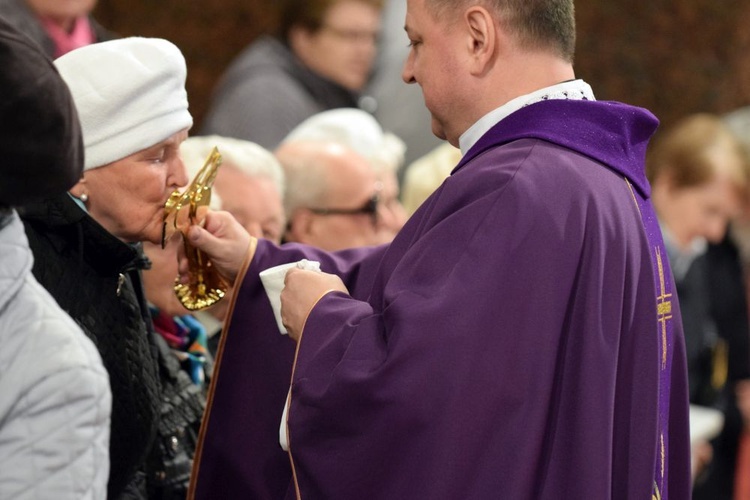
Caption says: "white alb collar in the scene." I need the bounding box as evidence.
[459,79,596,155]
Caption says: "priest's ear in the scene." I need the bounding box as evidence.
[463,6,498,76]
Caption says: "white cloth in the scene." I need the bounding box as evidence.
[259,259,322,451]
[54,37,193,170]
[0,213,111,499]
[259,259,321,335]
[459,80,596,155]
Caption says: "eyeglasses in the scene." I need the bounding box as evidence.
[320,24,379,45]
[308,193,380,226]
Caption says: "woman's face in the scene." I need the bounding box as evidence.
[658,174,743,250]
[74,129,190,244]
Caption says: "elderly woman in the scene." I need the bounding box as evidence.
[19,37,193,499]
[648,113,750,497]
[0,18,110,499]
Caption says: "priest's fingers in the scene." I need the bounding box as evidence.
[281,269,348,342]
[185,210,254,284]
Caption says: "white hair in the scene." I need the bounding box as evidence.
[274,141,340,217]
[180,135,286,211]
[282,108,406,174]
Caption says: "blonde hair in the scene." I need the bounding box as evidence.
[647,113,749,195]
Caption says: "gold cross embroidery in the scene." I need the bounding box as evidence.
[655,247,672,370]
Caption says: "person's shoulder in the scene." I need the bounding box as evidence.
[0,273,110,499]
[224,36,293,77]
[471,137,616,182]
[0,0,51,53]
[210,53,311,116]
[4,273,106,378]
[457,137,629,213]
[0,0,27,20]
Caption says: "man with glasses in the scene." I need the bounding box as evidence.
[276,140,384,251]
[200,0,383,151]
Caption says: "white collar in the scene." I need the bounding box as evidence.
[458,79,596,155]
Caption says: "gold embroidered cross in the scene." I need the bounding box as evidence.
[655,247,672,370]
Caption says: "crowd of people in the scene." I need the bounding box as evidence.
[1,0,750,499]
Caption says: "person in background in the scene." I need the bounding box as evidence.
[134,162,211,500]
[723,105,750,500]
[142,236,214,391]
[19,37,194,499]
[281,107,408,243]
[276,140,384,251]
[0,0,112,58]
[187,0,691,497]
[181,135,286,245]
[0,18,111,500]
[647,113,750,500]
[199,0,383,150]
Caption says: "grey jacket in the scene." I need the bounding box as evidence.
[0,212,111,499]
[200,36,361,149]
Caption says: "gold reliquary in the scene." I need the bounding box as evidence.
[161,146,227,311]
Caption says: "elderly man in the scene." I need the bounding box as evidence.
[188,0,692,498]
[282,108,409,244]
[276,140,384,251]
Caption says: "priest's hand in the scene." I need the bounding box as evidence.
[281,268,349,342]
[179,209,254,285]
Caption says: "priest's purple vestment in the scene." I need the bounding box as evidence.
[190,100,691,499]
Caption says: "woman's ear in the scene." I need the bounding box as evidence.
[68,174,87,198]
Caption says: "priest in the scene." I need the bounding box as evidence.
[187,0,692,498]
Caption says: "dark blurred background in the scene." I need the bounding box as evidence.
[93,0,750,135]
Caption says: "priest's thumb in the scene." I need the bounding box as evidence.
[187,224,205,244]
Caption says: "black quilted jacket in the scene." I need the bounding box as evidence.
[19,193,161,499]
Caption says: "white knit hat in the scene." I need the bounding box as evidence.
[54,37,193,170]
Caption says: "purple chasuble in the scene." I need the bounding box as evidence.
[190,99,691,499]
